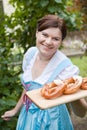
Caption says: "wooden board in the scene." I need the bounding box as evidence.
[26,88,87,109]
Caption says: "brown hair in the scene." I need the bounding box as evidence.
[37,14,67,40]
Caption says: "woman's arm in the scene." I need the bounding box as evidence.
[1,89,26,121]
[71,98,87,117]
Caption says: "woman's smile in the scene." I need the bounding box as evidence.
[36,27,62,58]
[41,42,53,50]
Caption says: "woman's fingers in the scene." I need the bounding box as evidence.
[1,109,16,121]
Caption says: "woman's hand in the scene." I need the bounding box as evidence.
[1,108,17,121]
[1,90,26,121]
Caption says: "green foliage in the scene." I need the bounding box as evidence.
[71,56,87,77]
[0,0,84,129]
[0,56,22,129]
[4,0,83,51]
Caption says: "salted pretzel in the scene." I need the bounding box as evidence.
[80,77,87,90]
[63,76,82,94]
[41,76,83,99]
[41,80,66,99]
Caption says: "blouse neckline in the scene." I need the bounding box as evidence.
[22,50,67,84]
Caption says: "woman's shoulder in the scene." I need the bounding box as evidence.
[57,49,67,57]
[56,50,68,62]
[24,47,37,57]
[58,65,79,80]
[56,50,79,80]
[22,47,38,71]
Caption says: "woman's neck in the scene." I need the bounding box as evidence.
[31,54,50,80]
[37,53,53,62]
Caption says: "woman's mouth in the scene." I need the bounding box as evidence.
[41,43,53,49]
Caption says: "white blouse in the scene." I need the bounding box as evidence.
[22,47,79,84]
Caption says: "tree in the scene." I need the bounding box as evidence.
[4,0,83,50]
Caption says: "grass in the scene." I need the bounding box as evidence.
[70,56,87,77]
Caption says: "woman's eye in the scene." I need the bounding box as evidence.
[42,33,48,37]
[53,38,59,41]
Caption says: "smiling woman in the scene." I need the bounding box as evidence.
[1,14,87,130]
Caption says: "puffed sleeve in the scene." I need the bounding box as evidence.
[58,64,79,80]
[22,47,37,72]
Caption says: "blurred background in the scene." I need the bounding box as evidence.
[0,0,87,129]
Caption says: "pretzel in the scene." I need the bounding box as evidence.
[41,80,67,99]
[63,76,82,94]
[80,77,87,90]
[41,76,83,99]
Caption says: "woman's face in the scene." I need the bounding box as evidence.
[36,27,62,59]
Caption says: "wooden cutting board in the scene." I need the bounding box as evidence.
[26,88,87,109]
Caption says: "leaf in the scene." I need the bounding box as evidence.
[6,99,16,106]
[0,99,6,105]
[40,0,49,7]
[55,0,62,3]
[0,88,10,96]
[47,6,58,13]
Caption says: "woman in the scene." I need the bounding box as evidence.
[1,14,87,130]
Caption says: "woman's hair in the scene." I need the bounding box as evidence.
[37,14,67,40]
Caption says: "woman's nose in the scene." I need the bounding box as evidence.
[46,37,52,44]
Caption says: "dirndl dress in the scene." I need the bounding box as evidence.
[16,47,76,130]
